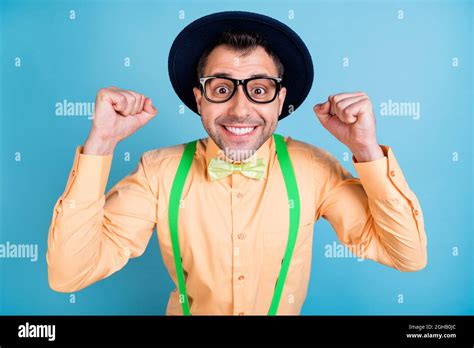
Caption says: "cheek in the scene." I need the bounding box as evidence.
[200,104,224,127]
[258,105,280,125]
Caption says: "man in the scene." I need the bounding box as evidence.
[46,11,427,315]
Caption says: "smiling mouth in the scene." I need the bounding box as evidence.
[221,125,259,136]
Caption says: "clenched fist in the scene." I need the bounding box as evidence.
[314,91,384,162]
[83,87,158,155]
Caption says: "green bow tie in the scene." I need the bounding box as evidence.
[207,157,266,181]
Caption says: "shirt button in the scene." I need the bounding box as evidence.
[236,192,243,199]
[390,170,396,177]
[413,209,420,216]
[237,233,246,240]
[238,275,245,281]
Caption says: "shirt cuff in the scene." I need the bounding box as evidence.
[352,145,415,202]
[62,145,113,202]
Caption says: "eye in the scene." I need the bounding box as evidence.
[215,86,230,95]
[251,87,267,95]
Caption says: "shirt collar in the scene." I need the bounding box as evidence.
[205,135,273,181]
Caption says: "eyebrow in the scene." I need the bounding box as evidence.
[210,72,274,78]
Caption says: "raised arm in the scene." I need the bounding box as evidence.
[46,87,158,292]
[313,91,427,271]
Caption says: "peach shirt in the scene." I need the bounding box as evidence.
[46,135,427,315]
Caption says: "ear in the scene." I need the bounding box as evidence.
[193,87,202,115]
[277,87,287,117]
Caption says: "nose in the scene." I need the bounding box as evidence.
[227,85,251,118]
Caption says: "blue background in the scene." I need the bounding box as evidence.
[0,0,472,315]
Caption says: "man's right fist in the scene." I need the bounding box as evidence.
[83,87,157,155]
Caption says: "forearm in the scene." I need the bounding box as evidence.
[46,146,119,292]
[353,145,427,271]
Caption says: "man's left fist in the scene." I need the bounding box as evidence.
[314,91,384,162]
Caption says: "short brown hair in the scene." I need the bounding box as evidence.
[196,30,285,80]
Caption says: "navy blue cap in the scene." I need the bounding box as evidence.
[168,11,314,120]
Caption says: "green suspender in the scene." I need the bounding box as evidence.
[267,133,301,315]
[168,133,301,316]
[168,140,196,316]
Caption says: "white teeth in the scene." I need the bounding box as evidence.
[224,126,255,135]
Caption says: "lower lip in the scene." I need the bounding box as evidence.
[221,125,259,140]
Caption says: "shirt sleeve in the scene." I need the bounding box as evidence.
[315,145,427,272]
[46,145,158,292]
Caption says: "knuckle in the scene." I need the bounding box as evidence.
[359,97,370,107]
[117,94,127,103]
[98,88,107,96]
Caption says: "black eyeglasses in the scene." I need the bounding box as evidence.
[199,76,283,104]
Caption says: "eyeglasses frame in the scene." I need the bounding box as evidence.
[199,75,283,104]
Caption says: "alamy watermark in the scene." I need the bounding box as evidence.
[379,99,421,120]
[0,241,38,262]
[216,147,258,163]
[324,241,365,262]
[55,99,94,120]
[18,322,55,341]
